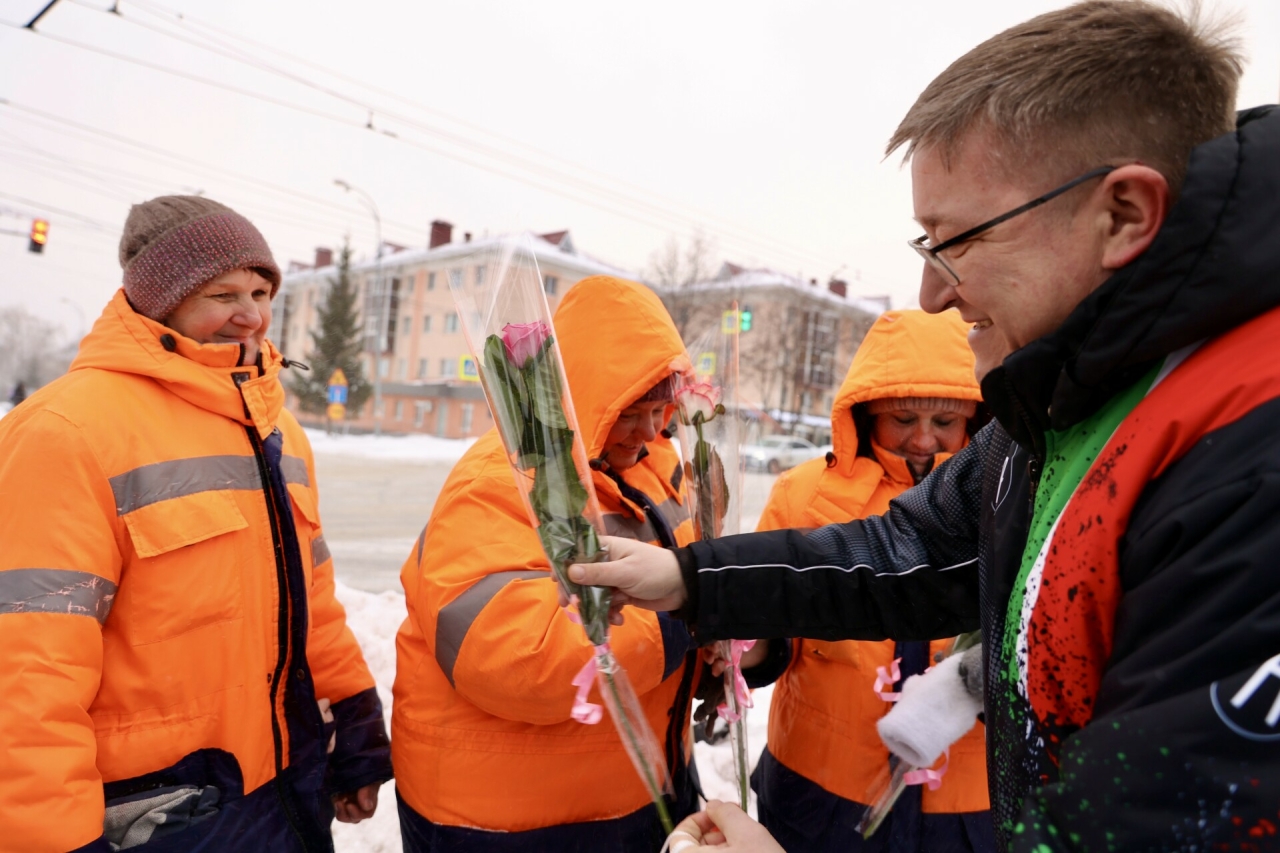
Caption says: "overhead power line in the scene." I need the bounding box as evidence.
[115,0,840,272]
[1,24,698,254]
[0,100,424,241]
[0,190,115,230]
[0,123,433,242]
[12,1,848,276]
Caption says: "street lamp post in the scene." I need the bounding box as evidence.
[334,179,387,436]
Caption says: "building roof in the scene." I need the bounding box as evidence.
[666,263,890,316]
[280,230,632,289]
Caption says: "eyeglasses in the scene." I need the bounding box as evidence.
[909,165,1117,285]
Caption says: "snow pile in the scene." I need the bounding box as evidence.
[305,428,476,463]
[332,581,407,853]
[331,581,773,850]
[692,685,774,818]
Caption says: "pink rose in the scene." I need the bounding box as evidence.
[502,321,552,366]
[676,381,722,423]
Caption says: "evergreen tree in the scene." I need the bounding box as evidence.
[289,240,372,419]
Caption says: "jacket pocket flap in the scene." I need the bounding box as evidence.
[287,483,320,525]
[123,490,249,559]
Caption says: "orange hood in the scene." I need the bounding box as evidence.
[70,288,286,439]
[552,276,691,459]
[828,309,980,477]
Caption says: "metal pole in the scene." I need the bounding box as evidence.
[334,179,384,435]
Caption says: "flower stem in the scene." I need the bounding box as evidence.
[735,718,749,810]
[599,651,674,835]
[722,670,750,810]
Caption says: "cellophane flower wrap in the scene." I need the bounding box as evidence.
[448,236,674,833]
[855,630,982,838]
[673,307,752,811]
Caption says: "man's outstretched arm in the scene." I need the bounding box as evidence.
[572,422,997,643]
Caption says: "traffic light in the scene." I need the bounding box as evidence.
[28,219,48,254]
[740,306,753,332]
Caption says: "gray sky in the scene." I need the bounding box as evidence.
[2,0,1277,338]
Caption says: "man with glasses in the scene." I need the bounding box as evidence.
[571,2,1280,850]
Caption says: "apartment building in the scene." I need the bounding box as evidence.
[276,222,632,438]
[659,263,887,444]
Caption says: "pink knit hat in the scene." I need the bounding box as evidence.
[118,195,281,322]
[865,396,977,416]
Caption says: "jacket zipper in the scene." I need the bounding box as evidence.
[236,372,310,847]
[1002,372,1045,510]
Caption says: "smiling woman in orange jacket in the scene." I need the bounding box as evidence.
[0,196,390,853]
[753,309,994,853]
[392,276,705,852]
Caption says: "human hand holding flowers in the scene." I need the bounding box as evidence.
[663,801,785,853]
[701,642,769,677]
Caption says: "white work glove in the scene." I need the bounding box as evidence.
[876,646,984,768]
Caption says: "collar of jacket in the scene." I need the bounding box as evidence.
[69,288,286,439]
[593,439,684,522]
[982,105,1280,454]
[869,440,955,487]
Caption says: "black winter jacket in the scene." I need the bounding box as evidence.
[678,106,1280,852]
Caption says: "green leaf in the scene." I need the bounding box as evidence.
[537,517,579,570]
[693,436,711,475]
[517,451,545,470]
[524,337,570,430]
[537,516,610,645]
[688,442,730,541]
[531,451,590,520]
[578,521,602,561]
[519,414,575,465]
[483,334,529,454]
[709,446,730,523]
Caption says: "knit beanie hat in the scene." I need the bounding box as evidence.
[634,374,677,403]
[865,396,977,416]
[118,195,281,322]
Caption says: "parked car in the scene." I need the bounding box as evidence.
[743,435,824,474]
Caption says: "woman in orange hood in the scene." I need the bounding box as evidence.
[392,276,710,852]
[0,196,390,853]
[753,309,994,852]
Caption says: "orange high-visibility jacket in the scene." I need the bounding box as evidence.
[756,309,989,814]
[0,290,385,853]
[392,276,700,832]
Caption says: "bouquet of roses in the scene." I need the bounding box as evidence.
[449,236,674,833]
[674,311,752,811]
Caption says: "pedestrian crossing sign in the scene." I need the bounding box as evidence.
[695,352,716,376]
[721,310,741,335]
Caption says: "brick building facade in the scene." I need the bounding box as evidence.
[275,224,631,438]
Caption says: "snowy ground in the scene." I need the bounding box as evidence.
[303,428,476,463]
[331,581,773,852]
[332,582,406,853]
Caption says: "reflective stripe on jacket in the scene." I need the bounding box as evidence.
[756,309,989,816]
[0,289,388,853]
[392,276,700,836]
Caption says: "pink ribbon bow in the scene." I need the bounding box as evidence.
[571,645,608,725]
[903,750,950,791]
[564,595,583,625]
[716,640,757,723]
[873,657,903,702]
